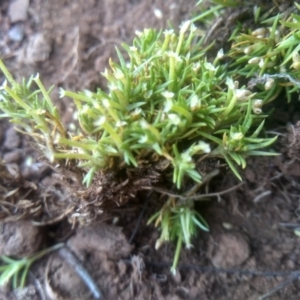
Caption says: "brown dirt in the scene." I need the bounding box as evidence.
[0,1,300,300]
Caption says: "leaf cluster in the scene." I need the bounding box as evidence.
[228,3,300,103]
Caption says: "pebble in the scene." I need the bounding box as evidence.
[8,24,24,42]
[8,0,29,23]
[25,33,52,64]
[3,127,21,150]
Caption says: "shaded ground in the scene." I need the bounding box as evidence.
[0,0,300,299]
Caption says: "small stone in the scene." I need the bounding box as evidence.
[208,232,250,268]
[3,127,21,150]
[25,33,52,64]
[8,0,29,23]
[8,24,24,42]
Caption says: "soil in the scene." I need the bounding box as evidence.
[0,1,300,300]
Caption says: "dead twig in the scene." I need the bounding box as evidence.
[151,182,244,201]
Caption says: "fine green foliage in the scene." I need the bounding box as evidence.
[0,21,276,189]
[148,201,208,274]
[228,3,300,103]
[2,2,300,274]
[0,244,63,288]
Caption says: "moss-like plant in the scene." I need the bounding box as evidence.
[1,2,300,273]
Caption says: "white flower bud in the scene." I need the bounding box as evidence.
[163,29,174,36]
[129,46,138,52]
[135,30,143,37]
[161,91,174,99]
[264,78,274,90]
[235,89,252,101]
[252,99,263,108]
[231,132,244,140]
[259,59,264,68]
[252,27,268,38]
[180,20,191,34]
[165,51,182,62]
[234,81,239,89]
[217,49,224,59]
[168,113,181,125]
[192,62,200,72]
[248,57,260,64]
[116,121,127,127]
[244,46,255,55]
[190,94,201,110]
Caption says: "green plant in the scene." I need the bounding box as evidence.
[0,244,63,288]
[2,2,300,273]
[227,3,300,102]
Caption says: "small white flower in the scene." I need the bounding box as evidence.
[161,91,175,99]
[231,132,244,140]
[114,68,124,79]
[116,121,127,127]
[131,108,142,117]
[189,94,201,110]
[139,135,149,144]
[94,116,106,126]
[194,141,211,154]
[135,30,143,37]
[81,105,89,114]
[204,62,216,72]
[164,99,173,112]
[163,29,174,36]
[165,51,182,62]
[102,99,110,108]
[180,20,191,34]
[140,119,149,129]
[168,113,181,125]
[129,46,138,52]
[59,87,65,98]
[192,62,200,72]
[190,23,197,33]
